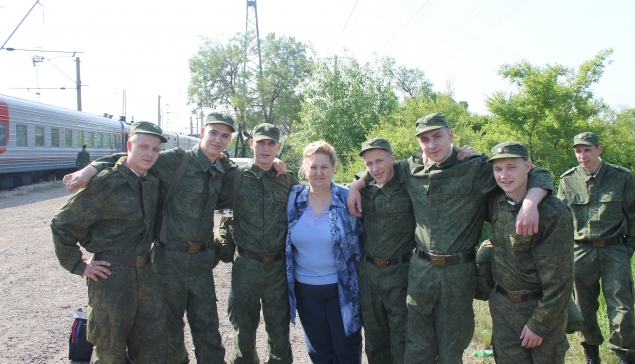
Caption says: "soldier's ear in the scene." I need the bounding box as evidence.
[525,160,532,172]
[596,145,603,155]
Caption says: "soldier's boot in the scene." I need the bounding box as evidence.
[581,343,601,364]
[619,357,635,364]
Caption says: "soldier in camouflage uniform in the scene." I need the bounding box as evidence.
[357,138,415,364]
[347,113,553,363]
[226,123,297,364]
[557,132,635,364]
[76,144,90,169]
[66,113,237,363]
[487,141,573,364]
[51,121,168,364]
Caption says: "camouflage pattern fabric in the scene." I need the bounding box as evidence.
[558,162,635,358]
[359,147,553,363]
[488,191,574,363]
[90,143,234,363]
[76,149,90,169]
[475,240,493,301]
[225,161,297,364]
[51,158,166,363]
[358,176,415,364]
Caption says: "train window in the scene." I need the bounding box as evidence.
[16,125,27,147]
[106,134,112,150]
[97,133,103,148]
[35,126,44,147]
[87,132,94,148]
[77,131,84,147]
[0,123,6,147]
[65,130,72,147]
[51,128,60,147]
[115,134,121,150]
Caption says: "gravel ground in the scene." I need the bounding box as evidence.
[0,182,487,363]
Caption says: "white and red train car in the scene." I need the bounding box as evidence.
[0,94,199,190]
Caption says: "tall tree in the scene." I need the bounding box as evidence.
[484,49,613,175]
[381,57,434,102]
[294,56,398,166]
[187,32,312,136]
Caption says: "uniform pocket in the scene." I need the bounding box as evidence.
[86,307,109,348]
[553,337,569,363]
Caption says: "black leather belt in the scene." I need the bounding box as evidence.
[156,239,208,254]
[495,282,543,303]
[417,249,476,267]
[237,246,283,264]
[365,253,411,268]
[576,236,621,248]
[93,252,151,268]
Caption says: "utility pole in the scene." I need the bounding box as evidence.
[157,95,161,128]
[75,57,82,111]
[236,0,263,157]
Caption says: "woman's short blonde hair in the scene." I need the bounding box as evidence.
[300,141,337,179]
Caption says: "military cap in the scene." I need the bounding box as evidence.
[204,112,236,132]
[415,113,449,136]
[572,132,600,147]
[130,121,167,143]
[359,138,393,156]
[487,141,528,162]
[252,123,280,143]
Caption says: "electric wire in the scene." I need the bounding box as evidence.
[376,0,432,52]
[330,0,361,54]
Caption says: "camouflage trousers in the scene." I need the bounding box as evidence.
[403,255,476,364]
[359,259,409,364]
[153,246,225,364]
[489,288,569,364]
[86,264,167,364]
[228,254,292,364]
[574,242,635,358]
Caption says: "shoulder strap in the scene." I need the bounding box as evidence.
[232,166,244,215]
[159,151,190,243]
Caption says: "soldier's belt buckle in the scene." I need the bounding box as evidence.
[374,258,388,268]
[262,254,275,264]
[507,291,523,303]
[430,254,446,267]
[188,243,201,254]
[593,240,605,248]
[135,256,146,268]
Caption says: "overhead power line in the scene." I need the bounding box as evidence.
[330,0,361,54]
[376,0,433,52]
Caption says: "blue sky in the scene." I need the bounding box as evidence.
[1,0,633,133]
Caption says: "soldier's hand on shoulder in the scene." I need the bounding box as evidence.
[272,158,288,177]
[83,259,111,282]
[516,198,539,236]
[457,145,476,160]
[63,166,98,192]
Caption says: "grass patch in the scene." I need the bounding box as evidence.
[13,192,25,197]
[0,195,7,200]
[29,182,64,193]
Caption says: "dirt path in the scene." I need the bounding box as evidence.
[0,183,489,363]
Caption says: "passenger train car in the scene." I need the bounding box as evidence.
[0,94,200,190]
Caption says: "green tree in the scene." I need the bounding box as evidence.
[294,56,398,166]
[484,49,614,176]
[381,57,434,102]
[187,32,313,150]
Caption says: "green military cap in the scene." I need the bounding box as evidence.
[205,112,236,132]
[572,132,600,147]
[359,138,393,156]
[487,141,529,162]
[252,123,280,143]
[130,121,167,143]
[415,113,449,136]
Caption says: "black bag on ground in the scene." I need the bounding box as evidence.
[69,317,93,361]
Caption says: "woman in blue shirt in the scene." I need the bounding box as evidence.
[285,140,364,364]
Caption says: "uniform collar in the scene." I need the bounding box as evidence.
[246,160,275,179]
[576,159,606,182]
[367,174,399,197]
[423,146,459,172]
[115,158,157,188]
[191,142,222,173]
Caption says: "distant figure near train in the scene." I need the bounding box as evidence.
[76,144,90,170]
